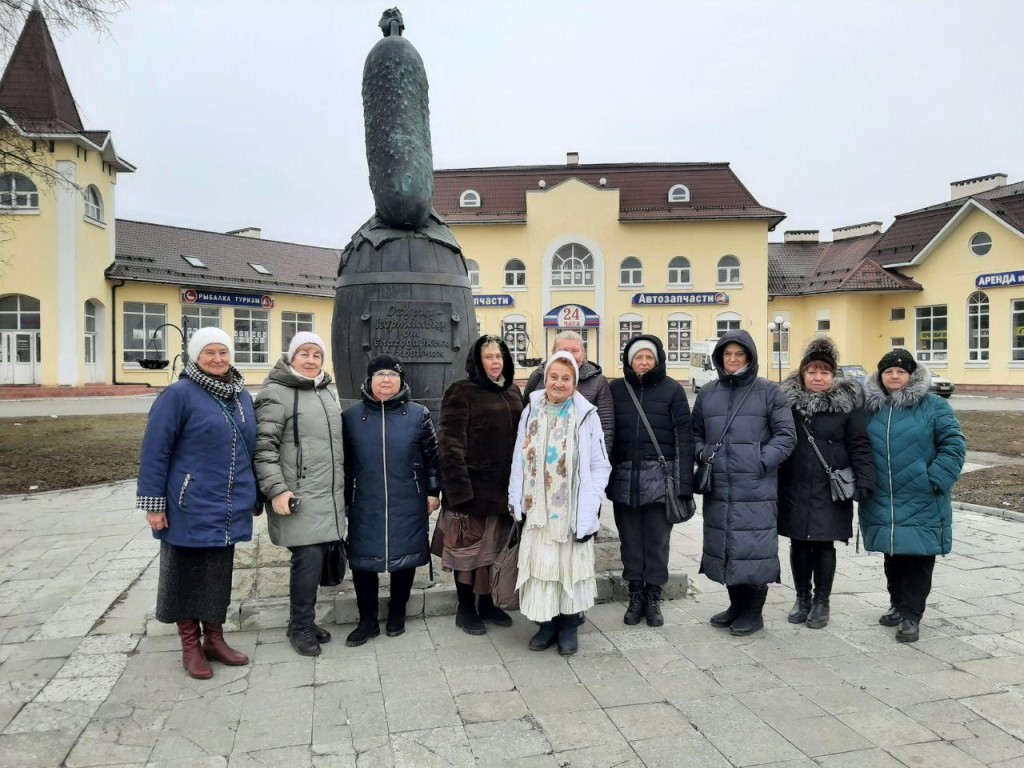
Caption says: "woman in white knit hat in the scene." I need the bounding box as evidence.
[254,332,346,657]
[136,326,258,679]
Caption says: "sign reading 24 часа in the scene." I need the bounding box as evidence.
[976,271,1024,288]
[181,288,274,308]
[632,292,729,306]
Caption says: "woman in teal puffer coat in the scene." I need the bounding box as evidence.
[861,348,965,644]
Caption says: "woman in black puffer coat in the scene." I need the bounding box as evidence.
[608,335,694,628]
[778,337,875,630]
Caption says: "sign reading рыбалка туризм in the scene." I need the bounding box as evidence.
[632,293,729,306]
[180,288,275,308]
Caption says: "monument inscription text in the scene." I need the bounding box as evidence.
[369,300,453,363]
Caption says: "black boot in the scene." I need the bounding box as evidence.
[623,581,645,625]
[477,593,514,627]
[385,601,406,637]
[455,581,485,635]
[644,584,664,627]
[556,613,580,655]
[730,585,767,636]
[289,626,322,657]
[806,547,835,629]
[710,585,743,628]
[286,622,332,644]
[878,605,903,627]
[896,616,920,643]
[787,544,813,624]
[345,617,380,647]
[529,618,559,651]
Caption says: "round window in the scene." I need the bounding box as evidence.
[970,232,992,256]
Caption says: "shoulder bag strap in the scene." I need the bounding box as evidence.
[212,396,253,465]
[799,418,834,474]
[624,382,668,467]
[705,382,755,461]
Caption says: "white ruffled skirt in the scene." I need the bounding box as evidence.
[516,523,596,622]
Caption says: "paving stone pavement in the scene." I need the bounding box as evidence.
[2,482,1024,767]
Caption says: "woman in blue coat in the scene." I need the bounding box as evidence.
[861,349,965,643]
[136,327,258,680]
[342,355,441,646]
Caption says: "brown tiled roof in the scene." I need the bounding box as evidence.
[107,220,343,297]
[433,162,785,227]
[769,234,921,296]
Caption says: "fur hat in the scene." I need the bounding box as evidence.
[367,354,404,380]
[877,348,918,375]
[287,331,327,363]
[799,336,839,373]
[187,327,233,362]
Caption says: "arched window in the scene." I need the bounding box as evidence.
[466,259,481,289]
[552,243,594,287]
[619,313,643,357]
[970,232,992,256]
[717,255,741,285]
[666,313,693,365]
[504,259,526,288]
[0,173,39,209]
[668,184,690,203]
[0,294,41,329]
[84,185,103,222]
[619,257,643,287]
[501,314,529,366]
[459,190,481,208]
[668,256,691,286]
[968,291,989,362]
[715,311,741,338]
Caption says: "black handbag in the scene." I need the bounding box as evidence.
[693,383,755,496]
[320,540,347,587]
[799,420,857,503]
[623,382,695,524]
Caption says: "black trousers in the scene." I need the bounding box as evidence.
[288,543,328,630]
[613,502,672,586]
[351,568,416,619]
[884,554,936,622]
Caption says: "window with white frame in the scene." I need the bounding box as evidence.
[967,291,989,362]
[891,308,906,320]
[970,232,992,256]
[551,243,594,287]
[182,306,221,349]
[466,259,481,289]
[667,314,692,365]
[915,305,948,363]
[619,257,643,286]
[716,312,741,338]
[0,173,39,209]
[501,316,529,366]
[84,185,103,222]
[1012,300,1024,361]
[281,311,314,353]
[619,314,643,357]
[123,302,167,363]
[459,190,481,208]
[668,184,690,203]
[668,256,691,286]
[234,309,270,365]
[0,294,41,329]
[771,318,791,367]
[504,259,526,288]
[717,255,741,284]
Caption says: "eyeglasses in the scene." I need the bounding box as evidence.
[372,371,400,379]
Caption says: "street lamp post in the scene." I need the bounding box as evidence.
[767,315,790,383]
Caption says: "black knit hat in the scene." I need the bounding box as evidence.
[799,336,839,373]
[367,354,404,380]
[877,348,917,375]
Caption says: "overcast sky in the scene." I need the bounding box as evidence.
[34,0,1024,247]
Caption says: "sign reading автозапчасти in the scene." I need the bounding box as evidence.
[632,292,729,306]
[977,271,1024,288]
[369,300,453,363]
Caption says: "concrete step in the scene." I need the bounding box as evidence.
[0,384,156,399]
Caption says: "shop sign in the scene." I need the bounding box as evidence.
[976,271,1024,288]
[181,288,274,308]
[543,304,600,328]
[632,292,729,306]
[473,295,515,307]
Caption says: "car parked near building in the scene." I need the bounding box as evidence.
[930,373,955,398]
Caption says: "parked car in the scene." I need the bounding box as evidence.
[835,365,868,384]
[930,373,955,398]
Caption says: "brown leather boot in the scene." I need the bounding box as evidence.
[201,622,250,666]
[177,620,213,679]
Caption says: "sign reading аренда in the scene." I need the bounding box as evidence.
[181,288,274,308]
[369,300,453,363]
[977,271,1024,288]
[632,293,729,306]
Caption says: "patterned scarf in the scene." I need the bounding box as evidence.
[521,397,575,543]
[184,360,247,419]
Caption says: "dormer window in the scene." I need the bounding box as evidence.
[459,190,481,208]
[182,254,207,269]
[668,184,690,203]
[248,262,272,275]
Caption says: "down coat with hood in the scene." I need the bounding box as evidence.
[438,336,524,516]
[254,357,346,548]
[607,334,694,508]
[777,373,875,542]
[342,380,442,572]
[523,359,614,452]
[860,364,966,556]
[691,330,797,585]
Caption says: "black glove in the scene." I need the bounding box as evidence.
[575,531,597,543]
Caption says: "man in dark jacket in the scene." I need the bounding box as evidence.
[692,330,797,636]
[522,331,614,452]
[608,335,694,627]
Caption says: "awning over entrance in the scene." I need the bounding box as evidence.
[543,304,600,328]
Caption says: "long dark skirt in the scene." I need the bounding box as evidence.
[155,541,235,624]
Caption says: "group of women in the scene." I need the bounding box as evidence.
[137,323,965,679]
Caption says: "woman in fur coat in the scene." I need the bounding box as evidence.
[778,337,876,629]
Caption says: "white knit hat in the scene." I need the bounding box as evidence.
[545,350,579,384]
[187,327,233,362]
[627,339,658,366]
[287,331,327,363]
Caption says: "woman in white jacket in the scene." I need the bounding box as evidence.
[509,351,611,655]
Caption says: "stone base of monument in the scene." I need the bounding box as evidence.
[144,513,689,636]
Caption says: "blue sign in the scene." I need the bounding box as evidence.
[632,292,729,306]
[976,271,1024,288]
[544,304,600,328]
[181,288,274,309]
[473,295,515,307]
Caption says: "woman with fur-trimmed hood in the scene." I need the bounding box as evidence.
[778,337,875,631]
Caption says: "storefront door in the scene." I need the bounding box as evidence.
[0,331,40,384]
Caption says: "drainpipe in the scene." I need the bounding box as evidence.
[110,279,151,388]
